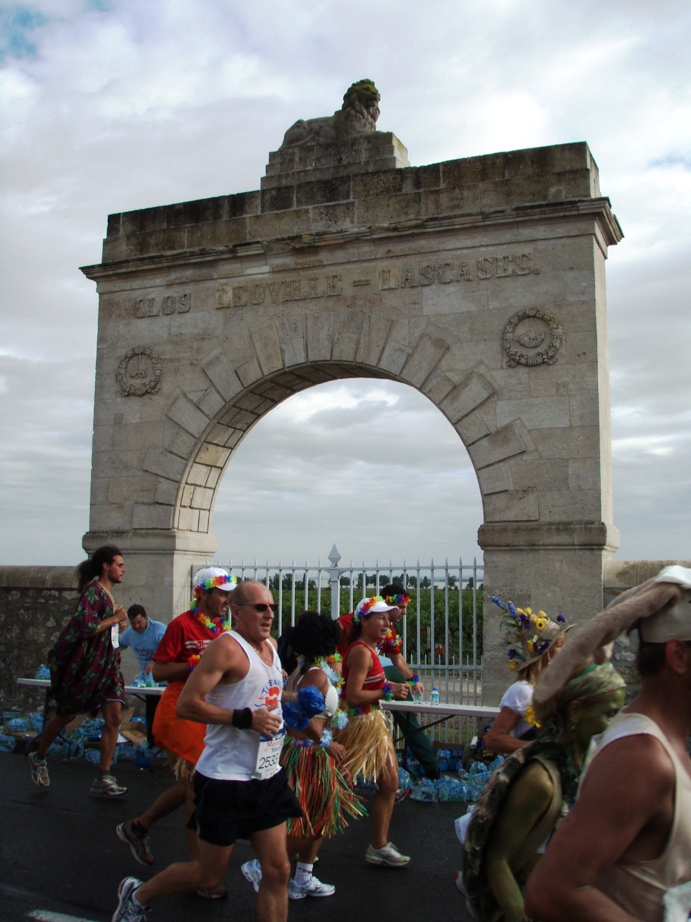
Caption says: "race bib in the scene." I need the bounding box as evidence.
[254,729,285,780]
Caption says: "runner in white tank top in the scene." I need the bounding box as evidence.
[112,580,301,922]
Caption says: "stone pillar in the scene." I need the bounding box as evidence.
[479,523,620,704]
[82,529,217,623]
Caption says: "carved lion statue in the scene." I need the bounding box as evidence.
[280,79,381,149]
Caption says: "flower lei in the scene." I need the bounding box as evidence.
[295,653,349,729]
[188,654,201,671]
[192,608,232,636]
[379,626,402,655]
[294,728,334,750]
[353,596,384,622]
[384,592,410,606]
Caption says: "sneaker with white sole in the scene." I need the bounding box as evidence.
[28,752,50,788]
[365,842,410,867]
[241,858,262,893]
[91,775,127,797]
[112,877,147,922]
[116,821,154,866]
[289,875,336,899]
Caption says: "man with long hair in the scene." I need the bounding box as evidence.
[28,544,128,796]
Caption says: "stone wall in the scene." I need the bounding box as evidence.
[604,558,691,700]
[0,567,140,712]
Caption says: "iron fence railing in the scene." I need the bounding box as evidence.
[193,548,484,742]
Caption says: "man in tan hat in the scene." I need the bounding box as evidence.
[525,566,691,922]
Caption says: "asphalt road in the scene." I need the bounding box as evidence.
[1,753,473,922]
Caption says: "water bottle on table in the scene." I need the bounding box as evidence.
[430,687,440,706]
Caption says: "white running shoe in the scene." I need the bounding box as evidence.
[28,752,50,788]
[365,842,411,867]
[289,875,336,899]
[91,774,127,797]
[241,858,262,893]
[112,877,147,922]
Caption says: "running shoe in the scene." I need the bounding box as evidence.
[289,875,336,899]
[241,858,262,893]
[195,885,228,899]
[112,877,147,922]
[28,752,50,788]
[116,821,154,866]
[365,842,411,867]
[91,775,127,797]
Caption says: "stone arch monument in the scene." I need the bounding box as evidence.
[81,80,622,701]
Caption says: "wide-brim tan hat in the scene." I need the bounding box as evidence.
[515,622,574,672]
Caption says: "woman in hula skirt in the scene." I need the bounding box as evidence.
[336,596,412,868]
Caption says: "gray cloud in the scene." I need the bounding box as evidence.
[1,0,690,566]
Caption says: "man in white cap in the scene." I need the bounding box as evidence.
[116,567,237,898]
[525,565,691,922]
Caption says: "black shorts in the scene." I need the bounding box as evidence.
[191,768,302,847]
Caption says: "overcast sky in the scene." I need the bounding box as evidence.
[1,0,690,569]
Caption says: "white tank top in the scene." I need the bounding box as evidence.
[195,631,285,781]
[581,711,691,922]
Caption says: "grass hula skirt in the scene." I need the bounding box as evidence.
[334,708,393,783]
[281,738,367,838]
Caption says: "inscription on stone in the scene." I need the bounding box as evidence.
[215,252,534,311]
[128,292,191,318]
[502,308,564,367]
[382,253,533,289]
[116,346,162,396]
[217,275,343,309]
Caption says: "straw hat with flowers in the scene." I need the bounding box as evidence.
[491,596,573,674]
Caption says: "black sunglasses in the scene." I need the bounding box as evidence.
[238,603,278,614]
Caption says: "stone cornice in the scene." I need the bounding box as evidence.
[478,521,620,552]
[81,197,622,281]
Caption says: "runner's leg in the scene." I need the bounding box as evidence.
[99,699,122,772]
[251,822,290,922]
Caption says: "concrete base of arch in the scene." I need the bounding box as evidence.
[83,528,217,624]
[479,520,620,703]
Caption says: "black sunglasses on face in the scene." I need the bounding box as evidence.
[238,603,278,614]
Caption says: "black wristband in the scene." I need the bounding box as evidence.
[231,707,253,730]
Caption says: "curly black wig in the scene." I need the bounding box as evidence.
[290,610,341,663]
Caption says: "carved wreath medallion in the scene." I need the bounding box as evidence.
[116,346,162,396]
[502,309,564,367]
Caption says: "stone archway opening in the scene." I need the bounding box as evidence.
[207,375,484,563]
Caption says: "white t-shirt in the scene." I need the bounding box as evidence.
[499,679,534,739]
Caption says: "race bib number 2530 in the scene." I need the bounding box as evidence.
[254,731,285,780]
